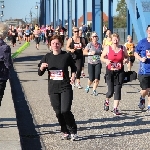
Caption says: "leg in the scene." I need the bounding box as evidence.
[61,89,77,134]
[0,80,7,106]
[75,58,83,88]
[114,84,122,108]
[93,63,101,91]
[49,93,69,133]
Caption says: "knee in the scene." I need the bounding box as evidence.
[107,90,114,98]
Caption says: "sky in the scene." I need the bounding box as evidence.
[2,0,118,21]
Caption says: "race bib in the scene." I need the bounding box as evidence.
[12,33,15,35]
[92,55,100,62]
[110,62,121,70]
[74,43,82,49]
[49,32,52,36]
[26,33,29,35]
[60,32,63,35]
[49,70,63,80]
[146,50,150,58]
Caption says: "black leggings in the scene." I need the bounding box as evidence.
[35,37,40,44]
[88,63,101,81]
[106,71,124,100]
[0,80,7,106]
[75,58,83,79]
[49,90,77,134]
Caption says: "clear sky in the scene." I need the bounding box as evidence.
[2,0,118,21]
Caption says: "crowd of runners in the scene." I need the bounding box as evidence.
[37,22,150,141]
[2,21,150,141]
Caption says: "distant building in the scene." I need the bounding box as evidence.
[78,12,108,27]
[5,19,26,26]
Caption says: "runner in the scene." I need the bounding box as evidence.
[66,27,86,89]
[134,25,150,111]
[17,25,23,44]
[83,32,102,96]
[103,29,112,47]
[10,26,17,47]
[124,35,135,71]
[40,25,46,43]
[38,35,78,141]
[25,25,31,42]
[101,33,129,115]
[45,25,53,50]
[30,24,35,41]
[33,24,41,50]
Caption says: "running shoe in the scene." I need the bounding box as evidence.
[138,97,145,110]
[147,106,150,113]
[76,83,82,89]
[104,100,109,111]
[70,134,78,141]
[85,86,89,93]
[92,90,98,96]
[61,133,70,140]
[113,108,120,115]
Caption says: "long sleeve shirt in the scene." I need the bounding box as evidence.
[38,51,76,94]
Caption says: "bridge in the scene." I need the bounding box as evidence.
[39,0,150,43]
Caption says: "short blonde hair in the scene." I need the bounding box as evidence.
[0,23,9,39]
[73,27,79,31]
[127,35,132,39]
[111,33,120,39]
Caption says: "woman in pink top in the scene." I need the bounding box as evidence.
[101,33,129,115]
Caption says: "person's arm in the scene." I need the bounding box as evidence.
[83,43,90,55]
[38,55,48,76]
[66,38,75,53]
[100,46,109,64]
[123,46,129,59]
[134,40,143,61]
[82,38,86,48]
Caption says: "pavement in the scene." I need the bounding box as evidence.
[5,40,150,150]
[0,80,21,149]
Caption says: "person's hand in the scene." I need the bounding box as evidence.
[40,63,48,71]
[124,58,129,64]
[90,51,95,55]
[140,57,147,62]
[70,49,75,53]
[105,59,112,65]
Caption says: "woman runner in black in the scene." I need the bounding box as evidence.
[38,35,78,141]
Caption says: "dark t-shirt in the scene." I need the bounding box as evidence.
[38,51,76,94]
[46,29,53,37]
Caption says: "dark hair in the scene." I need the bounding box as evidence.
[147,25,150,30]
[49,35,64,46]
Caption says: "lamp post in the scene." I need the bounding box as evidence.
[30,8,33,24]
[0,10,3,22]
[35,2,40,24]
[0,1,4,22]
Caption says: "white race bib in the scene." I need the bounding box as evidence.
[49,70,63,80]
[26,33,29,35]
[146,50,150,58]
[60,32,64,35]
[110,62,121,70]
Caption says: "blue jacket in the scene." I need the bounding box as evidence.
[0,39,12,80]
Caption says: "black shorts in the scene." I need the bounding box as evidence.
[138,74,150,90]
[129,56,135,63]
[25,35,30,37]
[88,63,102,81]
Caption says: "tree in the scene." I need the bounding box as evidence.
[114,0,127,28]
[116,0,127,18]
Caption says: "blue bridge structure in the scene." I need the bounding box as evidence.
[39,0,150,43]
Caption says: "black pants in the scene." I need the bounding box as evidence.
[0,80,7,106]
[106,71,124,100]
[49,90,77,134]
[35,37,40,44]
[60,35,65,43]
[75,58,83,79]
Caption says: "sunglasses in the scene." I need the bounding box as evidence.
[92,36,98,38]
[74,30,79,33]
